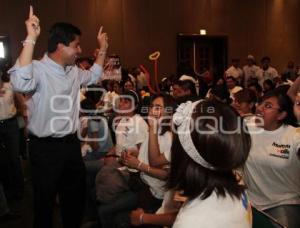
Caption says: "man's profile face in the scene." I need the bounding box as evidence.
[61,35,82,66]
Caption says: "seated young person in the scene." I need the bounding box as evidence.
[130,99,252,227]
[169,99,252,228]
[244,89,300,228]
[122,94,177,214]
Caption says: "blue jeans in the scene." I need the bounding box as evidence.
[264,204,300,228]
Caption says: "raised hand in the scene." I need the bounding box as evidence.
[97,26,108,52]
[25,6,40,40]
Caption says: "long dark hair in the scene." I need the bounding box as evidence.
[262,88,298,127]
[150,93,177,135]
[168,99,251,201]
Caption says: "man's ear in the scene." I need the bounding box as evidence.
[57,43,65,51]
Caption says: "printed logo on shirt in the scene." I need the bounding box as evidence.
[241,193,252,225]
[269,142,290,159]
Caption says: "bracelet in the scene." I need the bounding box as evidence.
[21,39,36,46]
[98,50,107,56]
[137,161,143,169]
[139,212,144,224]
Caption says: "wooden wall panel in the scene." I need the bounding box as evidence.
[65,0,98,56]
[96,0,124,59]
[0,0,299,76]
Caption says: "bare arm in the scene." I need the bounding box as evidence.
[130,208,178,226]
[148,125,169,166]
[123,154,169,180]
[287,76,300,102]
[142,212,177,226]
[94,27,108,67]
[19,6,40,67]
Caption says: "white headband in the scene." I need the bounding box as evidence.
[173,100,216,170]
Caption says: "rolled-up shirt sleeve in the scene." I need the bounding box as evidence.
[8,61,38,93]
[79,63,103,86]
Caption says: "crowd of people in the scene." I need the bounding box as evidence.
[1,5,300,228]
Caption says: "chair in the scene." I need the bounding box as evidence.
[252,206,287,228]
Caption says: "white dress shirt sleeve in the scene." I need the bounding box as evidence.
[8,60,40,93]
[79,63,103,86]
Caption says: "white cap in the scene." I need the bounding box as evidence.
[247,54,255,60]
[161,77,167,82]
[179,75,197,84]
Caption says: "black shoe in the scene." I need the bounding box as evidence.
[0,212,21,222]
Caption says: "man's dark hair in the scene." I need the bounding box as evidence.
[168,99,251,201]
[48,22,81,53]
[261,56,271,62]
[247,82,262,93]
[178,80,197,96]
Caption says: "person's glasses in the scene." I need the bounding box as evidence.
[260,102,281,111]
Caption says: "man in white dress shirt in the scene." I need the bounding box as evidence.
[225,58,243,84]
[257,56,279,85]
[8,6,108,228]
[242,54,260,87]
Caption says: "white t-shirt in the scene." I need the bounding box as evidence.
[229,86,243,100]
[173,192,252,228]
[256,66,279,84]
[0,82,17,120]
[140,131,172,199]
[242,65,260,86]
[115,114,148,156]
[244,123,300,210]
[225,66,243,82]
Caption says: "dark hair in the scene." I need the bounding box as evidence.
[263,79,275,91]
[76,57,94,67]
[48,22,81,53]
[248,82,262,93]
[168,99,251,201]
[120,90,140,113]
[177,80,197,96]
[150,93,177,135]
[80,98,96,116]
[261,56,271,62]
[235,89,257,104]
[210,84,231,104]
[262,89,298,127]
[235,89,257,114]
[84,84,104,104]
